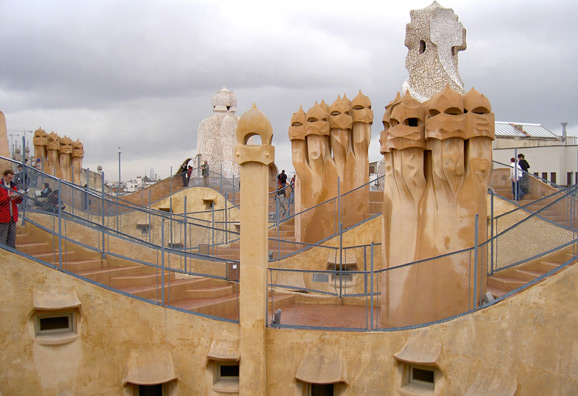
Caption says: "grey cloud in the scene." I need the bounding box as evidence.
[2,0,577,181]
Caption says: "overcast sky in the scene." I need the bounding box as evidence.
[1,0,577,182]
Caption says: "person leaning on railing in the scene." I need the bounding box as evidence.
[0,169,23,248]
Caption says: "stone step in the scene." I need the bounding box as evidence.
[171,294,240,319]
[522,260,562,274]
[368,190,383,201]
[110,271,176,288]
[268,230,295,238]
[511,268,547,282]
[268,293,296,309]
[368,201,382,213]
[15,232,34,245]
[487,276,525,292]
[126,277,225,300]
[77,265,149,284]
[16,241,52,255]
[30,250,78,262]
[186,285,234,299]
[60,259,107,272]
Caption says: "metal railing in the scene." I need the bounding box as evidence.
[5,155,576,331]
[1,157,240,322]
[267,186,578,331]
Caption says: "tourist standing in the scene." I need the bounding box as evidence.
[187,165,193,185]
[14,164,28,191]
[276,181,288,218]
[178,161,189,187]
[510,158,524,201]
[201,161,210,186]
[277,169,287,188]
[33,159,42,188]
[517,153,530,195]
[0,169,23,248]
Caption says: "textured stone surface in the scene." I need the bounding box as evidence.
[235,104,273,395]
[32,128,84,184]
[289,92,371,245]
[71,139,84,185]
[402,1,467,102]
[380,87,495,326]
[196,87,240,178]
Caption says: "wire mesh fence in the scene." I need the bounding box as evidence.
[4,156,578,330]
[1,158,240,322]
[267,244,482,331]
[491,185,578,273]
[267,193,576,331]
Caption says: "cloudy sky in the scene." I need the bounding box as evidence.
[1,0,577,182]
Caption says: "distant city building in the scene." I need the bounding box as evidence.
[493,121,578,186]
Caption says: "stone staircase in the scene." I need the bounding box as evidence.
[487,246,576,298]
[212,217,300,261]
[368,190,383,218]
[15,223,295,320]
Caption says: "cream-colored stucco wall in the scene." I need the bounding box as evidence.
[1,246,577,395]
[0,249,238,396]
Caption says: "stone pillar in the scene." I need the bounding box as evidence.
[71,139,84,185]
[379,87,494,327]
[235,104,274,396]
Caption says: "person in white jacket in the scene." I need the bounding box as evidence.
[510,158,524,201]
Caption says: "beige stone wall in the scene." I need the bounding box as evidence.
[0,249,238,396]
[266,262,578,395]
[1,248,576,395]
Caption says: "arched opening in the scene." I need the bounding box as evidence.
[419,40,426,54]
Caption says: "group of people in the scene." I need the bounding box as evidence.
[1,164,69,248]
[510,153,530,201]
[178,160,210,187]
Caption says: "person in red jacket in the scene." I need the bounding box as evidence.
[0,169,23,248]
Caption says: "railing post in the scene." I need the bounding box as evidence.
[101,172,106,259]
[370,242,374,331]
[514,148,519,202]
[276,193,280,260]
[85,172,90,221]
[339,222,343,298]
[267,269,271,326]
[184,196,188,273]
[490,188,495,275]
[211,202,215,255]
[169,166,173,196]
[148,189,152,243]
[58,178,63,271]
[474,214,479,311]
[21,162,27,226]
[169,197,173,249]
[572,184,578,257]
[336,176,341,234]
[224,193,228,245]
[161,219,165,306]
[364,245,367,296]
